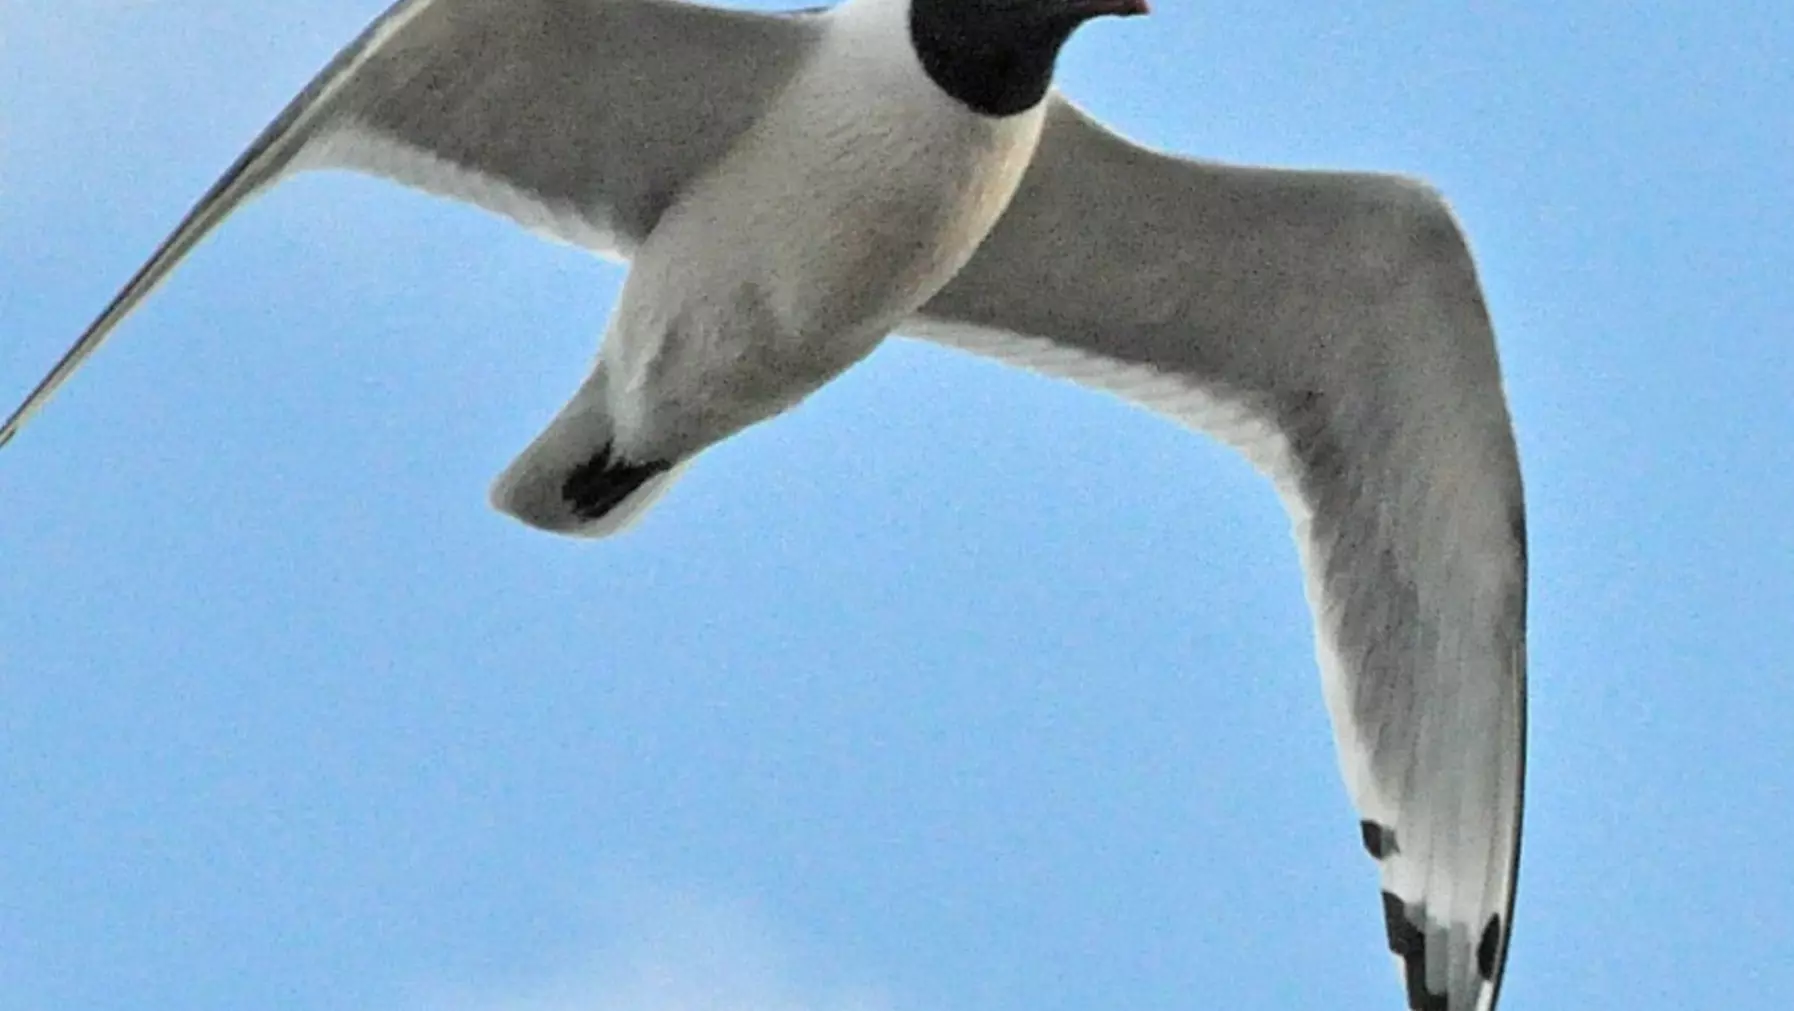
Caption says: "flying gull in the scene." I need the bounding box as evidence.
[0,1,1527,1008]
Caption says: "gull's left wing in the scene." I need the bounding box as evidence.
[1,0,824,449]
[909,96,1528,1011]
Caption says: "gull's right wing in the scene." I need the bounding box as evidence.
[1,0,823,448]
[912,96,1528,1011]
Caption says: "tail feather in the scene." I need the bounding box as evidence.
[488,387,684,538]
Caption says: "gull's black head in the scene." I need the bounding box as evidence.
[909,0,1148,116]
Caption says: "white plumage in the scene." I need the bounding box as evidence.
[492,0,1049,532]
[0,3,1527,1009]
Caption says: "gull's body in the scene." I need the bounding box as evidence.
[0,2,1529,1010]
[494,0,1050,532]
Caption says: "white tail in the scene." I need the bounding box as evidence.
[487,382,686,539]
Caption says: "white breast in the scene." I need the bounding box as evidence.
[602,0,1047,459]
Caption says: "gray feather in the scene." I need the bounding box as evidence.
[911,96,1527,1011]
[0,0,820,448]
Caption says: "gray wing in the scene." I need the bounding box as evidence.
[0,0,822,448]
[910,97,1526,1011]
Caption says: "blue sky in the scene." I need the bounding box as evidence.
[3,2,1790,1010]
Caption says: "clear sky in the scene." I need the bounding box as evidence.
[3,3,1790,1010]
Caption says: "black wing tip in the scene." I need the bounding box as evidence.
[1380,892,1509,1010]
[1380,891,1449,1011]
[1360,819,1399,860]
[1476,913,1502,982]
